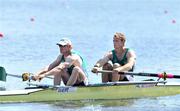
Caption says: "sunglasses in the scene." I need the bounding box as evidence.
[113,39,124,42]
[58,45,67,47]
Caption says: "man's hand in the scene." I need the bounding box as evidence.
[31,74,45,81]
[91,67,100,74]
[112,68,119,75]
[37,74,45,81]
[31,75,38,81]
[58,62,70,69]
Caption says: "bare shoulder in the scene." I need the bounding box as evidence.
[104,51,112,58]
[70,54,83,66]
[56,54,63,61]
[127,49,136,58]
[71,53,81,61]
[54,55,62,63]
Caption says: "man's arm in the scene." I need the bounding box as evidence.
[94,52,112,67]
[32,55,62,81]
[35,55,62,76]
[59,54,80,68]
[92,52,112,73]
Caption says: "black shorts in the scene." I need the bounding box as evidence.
[120,76,129,81]
[107,73,129,82]
[73,81,86,86]
[67,65,75,75]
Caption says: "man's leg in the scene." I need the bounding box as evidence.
[54,68,71,85]
[45,67,64,85]
[112,63,121,82]
[66,66,86,86]
[54,74,61,85]
[40,66,66,85]
[60,70,70,85]
[102,62,113,83]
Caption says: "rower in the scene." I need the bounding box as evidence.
[92,32,136,82]
[32,38,88,86]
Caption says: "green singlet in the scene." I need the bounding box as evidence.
[111,48,134,71]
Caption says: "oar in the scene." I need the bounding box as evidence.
[0,66,53,82]
[97,70,180,80]
[21,73,53,81]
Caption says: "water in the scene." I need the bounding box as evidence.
[0,96,180,111]
[0,0,180,110]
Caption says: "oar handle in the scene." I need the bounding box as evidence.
[97,70,180,79]
[22,73,53,81]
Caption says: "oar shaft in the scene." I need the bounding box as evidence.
[7,73,53,81]
[97,70,180,79]
[172,75,180,78]
[7,73,22,78]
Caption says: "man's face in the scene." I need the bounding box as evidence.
[58,45,71,54]
[113,37,124,49]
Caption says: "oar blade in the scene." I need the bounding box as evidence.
[0,66,6,81]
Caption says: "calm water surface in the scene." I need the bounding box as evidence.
[0,96,180,111]
[0,0,180,110]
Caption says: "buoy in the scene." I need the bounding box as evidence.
[172,19,176,24]
[0,32,4,38]
[164,10,168,14]
[30,17,35,22]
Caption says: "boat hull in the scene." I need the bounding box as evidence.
[0,85,180,103]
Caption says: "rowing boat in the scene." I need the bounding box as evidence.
[1,66,180,103]
[0,81,180,103]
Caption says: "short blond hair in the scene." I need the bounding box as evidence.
[114,32,126,42]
